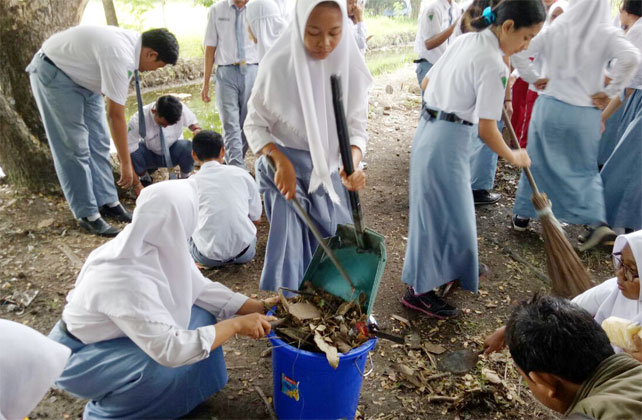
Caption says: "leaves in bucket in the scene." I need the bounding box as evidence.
[314,331,340,368]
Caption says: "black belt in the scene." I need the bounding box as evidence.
[219,63,258,67]
[422,107,473,126]
[40,53,59,70]
[413,58,428,64]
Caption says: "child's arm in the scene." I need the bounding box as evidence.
[483,326,506,354]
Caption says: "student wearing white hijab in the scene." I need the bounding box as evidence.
[47,180,275,419]
[510,0,641,250]
[247,0,287,60]
[245,0,372,292]
[0,320,70,420]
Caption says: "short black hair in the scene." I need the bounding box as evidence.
[142,28,179,65]
[623,0,642,17]
[192,130,224,161]
[155,95,183,125]
[505,295,614,384]
[471,0,546,31]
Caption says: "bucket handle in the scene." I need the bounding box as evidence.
[354,353,374,377]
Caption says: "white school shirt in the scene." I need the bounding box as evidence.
[352,21,367,56]
[127,103,199,155]
[512,27,641,107]
[42,25,140,106]
[204,0,259,66]
[414,0,462,64]
[424,29,508,124]
[625,18,642,90]
[190,160,262,261]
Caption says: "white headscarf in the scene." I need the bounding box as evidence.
[545,1,567,26]
[247,0,287,60]
[0,320,70,420]
[593,230,642,325]
[65,180,210,327]
[250,0,372,202]
[274,0,293,21]
[545,0,619,79]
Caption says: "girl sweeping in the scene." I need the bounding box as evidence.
[510,0,640,251]
[48,181,275,419]
[245,0,371,292]
[401,0,544,319]
[246,0,287,61]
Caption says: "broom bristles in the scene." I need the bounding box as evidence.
[531,193,595,298]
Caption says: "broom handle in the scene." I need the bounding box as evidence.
[501,107,541,196]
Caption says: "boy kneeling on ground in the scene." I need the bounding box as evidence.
[504,295,642,420]
[189,130,262,269]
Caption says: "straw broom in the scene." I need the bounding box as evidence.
[501,107,594,298]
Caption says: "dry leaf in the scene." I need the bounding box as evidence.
[482,368,502,384]
[423,342,447,355]
[288,302,322,320]
[314,332,339,368]
[37,218,55,229]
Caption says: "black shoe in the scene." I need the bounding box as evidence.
[578,225,616,252]
[139,173,153,187]
[78,217,121,237]
[512,215,530,231]
[473,190,501,205]
[401,288,460,319]
[100,203,132,223]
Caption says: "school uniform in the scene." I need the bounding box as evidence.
[189,160,262,267]
[352,20,368,56]
[204,0,259,169]
[414,0,462,88]
[245,0,372,292]
[246,0,287,61]
[127,102,198,176]
[26,25,140,219]
[48,181,249,419]
[402,28,508,294]
[511,0,640,225]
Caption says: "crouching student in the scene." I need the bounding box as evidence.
[245,0,371,292]
[48,180,275,419]
[504,295,642,420]
[247,0,287,61]
[128,95,200,195]
[401,0,542,319]
[189,130,262,269]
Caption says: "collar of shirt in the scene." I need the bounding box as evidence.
[200,160,222,170]
[482,27,505,58]
[228,0,243,9]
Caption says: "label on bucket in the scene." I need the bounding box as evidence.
[281,373,300,401]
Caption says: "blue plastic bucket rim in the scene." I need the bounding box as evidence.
[268,331,377,360]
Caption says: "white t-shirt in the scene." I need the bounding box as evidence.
[352,21,367,56]
[191,160,262,261]
[414,0,462,64]
[42,25,140,106]
[424,29,508,124]
[204,0,259,66]
[625,18,642,90]
[127,102,198,155]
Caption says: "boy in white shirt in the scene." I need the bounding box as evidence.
[347,0,367,56]
[189,130,262,268]
[127,95,201,195]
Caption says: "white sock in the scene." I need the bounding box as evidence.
[86,212,101,222]
[106,201,120,208]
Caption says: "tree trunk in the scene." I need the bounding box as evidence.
[102,0,119,27]
[410,0,422,20]
[0,0,89,191]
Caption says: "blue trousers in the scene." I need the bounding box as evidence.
[415,60,433,90]
[130,140,194,175]
[215,64,258,169]
[189,237,257,268]
[26,53,118,219]
[48,306,227,419]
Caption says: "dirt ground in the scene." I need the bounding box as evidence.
[0,64,614,420]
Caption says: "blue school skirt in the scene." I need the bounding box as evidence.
[598,96,627,167]
[48,306,227,419]
[513,95,605,225]
[470,120,502,191]
[402,116,479,294]
[255,146,352,292]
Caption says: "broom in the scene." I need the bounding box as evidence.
[501,107,594,298]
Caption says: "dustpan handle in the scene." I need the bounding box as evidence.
[501,107,540,196]
[331,74,366,247]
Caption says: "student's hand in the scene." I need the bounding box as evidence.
[262,296,280,312]
[273,153,297,200]
[340,168,366,191]
[508,149,531,168]
[534,78,549,91]
[201,83,211,103]
[483,326,506,354]
[134,181,144,196]
[352,4,363,23]
[117,163,134,190]
[234,313,276,339]
[591,92,611,110]
[626,334,642,363]
[600,117,607,135]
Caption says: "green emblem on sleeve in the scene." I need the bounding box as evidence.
[501,76,507,88]
[428,14,434,21]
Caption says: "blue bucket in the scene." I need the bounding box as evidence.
[269,333,377,420]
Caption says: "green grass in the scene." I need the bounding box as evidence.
[366,45,414,77]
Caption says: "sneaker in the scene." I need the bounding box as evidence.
[473,190,501,205]
[99,203,132,223]
[512,215,530,231]
[401,288,460,319]
[78,217,120,237]
[578,225,617,252]
[139,173,153,187]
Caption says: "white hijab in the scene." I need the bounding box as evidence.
[66,180,210,327]
[594,230,642,325]
[545,1,567,26]
[250,0,372,202]
[0,320,70,420]
[247,0,287,60]
[546,0,619,79]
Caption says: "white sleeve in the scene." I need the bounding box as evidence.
[421,6,442,43]
[571,278,619,317]
[194,281,248,320]
[99,57,130,106]
[246,175,263,221]
[244,93,279,153]
[511,32,547,85]
[204,6,219,47]
[110,316,216,368]
[353,22,367,54]
[181,104,199,128]
[127,114,141,153]
[475,57,507,121]
[604,32,642,97]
